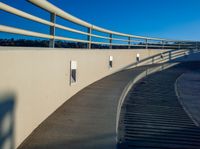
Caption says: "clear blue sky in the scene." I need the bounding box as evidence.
[1,0,200,41]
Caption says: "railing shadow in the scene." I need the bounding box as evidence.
[121,49,200,70]
[0,93,15,149]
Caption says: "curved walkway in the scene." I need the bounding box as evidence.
[18,64,161,149]
[176,70,200,126]
[118,62,200,149]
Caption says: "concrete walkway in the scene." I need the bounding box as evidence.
[18,64,160,149]
[176,70,200,126]
[118,62,200,149]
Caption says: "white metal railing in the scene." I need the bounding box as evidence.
[0,0,199,49]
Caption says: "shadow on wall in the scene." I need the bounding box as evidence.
[174,49,200,62]
[124,49,200,70]
[0,93,15,149]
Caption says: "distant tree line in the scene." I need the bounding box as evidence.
[0,38,85,48]
[1,38,194,49]
[0,38,130,49]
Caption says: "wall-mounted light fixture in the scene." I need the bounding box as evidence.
[109,56,113,68]
[160,53,164,59]
[136,53,140,62]
[70,61,77,85]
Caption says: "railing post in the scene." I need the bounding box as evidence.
[162,40,164,50]
[109,34,112,49]
[128,36,131,49]
[49,13,56,48]
[178,42,181,50]
[196,42,198,50]
[87,27,92,49]
[145,39,148,49]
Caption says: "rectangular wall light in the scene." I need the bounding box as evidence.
[136,53,140,62]
[70,61,77,84]
[109,56,113,68]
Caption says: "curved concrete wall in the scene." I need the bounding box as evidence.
[0,47,172,147]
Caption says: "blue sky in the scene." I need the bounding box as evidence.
[1,0,200,41]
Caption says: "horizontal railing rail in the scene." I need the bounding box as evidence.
[0,0,200,49]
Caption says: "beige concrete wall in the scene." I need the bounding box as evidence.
[0,47,169,148]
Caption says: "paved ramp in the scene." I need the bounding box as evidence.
[118,62,200,149]
[176,71,200,126]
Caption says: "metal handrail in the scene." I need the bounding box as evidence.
[0,0,199,49]
[27,0,164,40]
